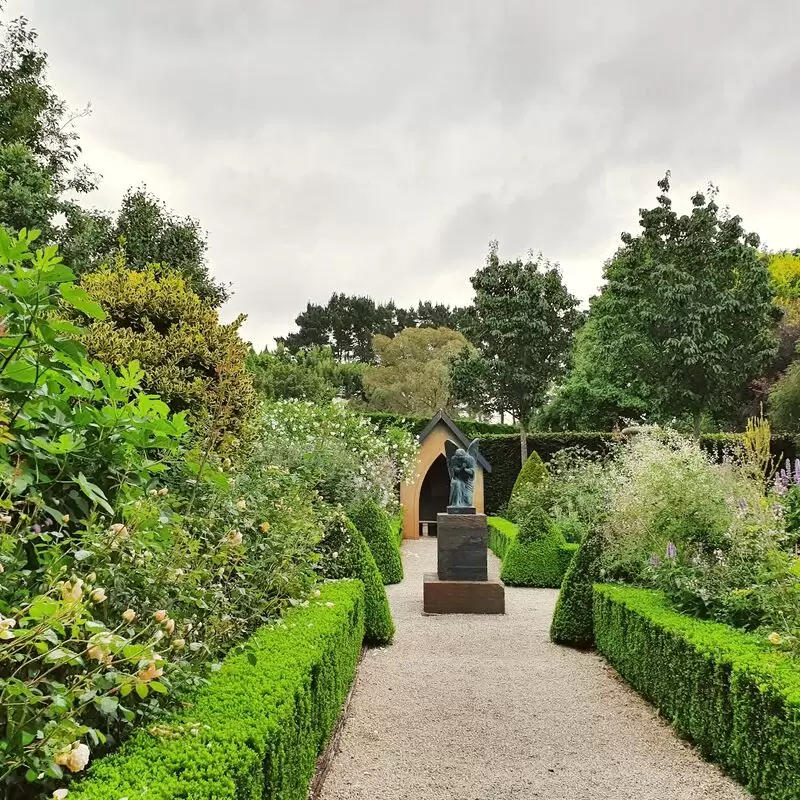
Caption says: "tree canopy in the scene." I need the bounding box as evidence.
[451,242,582,459]
[363,326,470,416]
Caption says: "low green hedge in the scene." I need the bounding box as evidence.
[360,410,518,437]
[71,581,365,800]
[487,516,517,560]
[594,584,800,800]
[549,527,605,648]
[389,513,403,547]
[348,499,403,585]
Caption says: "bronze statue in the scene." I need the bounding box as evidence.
[444,439,480,509]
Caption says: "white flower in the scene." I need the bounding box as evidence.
[108,523,129,541]
[325,601,335,608]
[224,530,243,546]
[236,498,246,511]
[0,514,12,525]
[0,614,16,640]
[52,789,69,800]
[61,579,84,603]
[164,618,175,634]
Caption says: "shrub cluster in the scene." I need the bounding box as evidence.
[70,581,365,800]
[348,498,404,585]
[478,433,619,513]
[487,516,517,561]
[497,508,577,588]
[317,511,394,645]
[594,585,800,800]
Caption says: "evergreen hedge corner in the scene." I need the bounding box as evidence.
[499,506,577,588]
[389,512,404,547]
[487,516,518,560]
[507,451,548,523]
[593,585,800,800]
[549,526,605,648]
[69,581,365,800]
[320,514,395,645]
[348,499,404,585]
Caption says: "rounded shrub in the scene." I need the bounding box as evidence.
[507,451,548,522]
[500,506,577,587]
[549,526,606,648]
[318,511,395,645]
[553,516,587,544]
[348,498,404,585]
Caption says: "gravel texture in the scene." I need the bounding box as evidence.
[320,538,751,800]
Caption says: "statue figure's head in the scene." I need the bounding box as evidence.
[449,448,474,473]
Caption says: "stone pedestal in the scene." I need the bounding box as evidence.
[437,512,488,581]
[423,512,505,615]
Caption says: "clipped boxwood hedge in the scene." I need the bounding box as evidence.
[348,498,403,585]
[320,515,394,645]
[360,410,518,438]
[500,509,577,588]
[594,584,800,800]
[71,581,365,800]
[389,512,403,547]
[507,451,548,523]
[549,526,605,648]
[478,433,619,514]
[487,516,517,561]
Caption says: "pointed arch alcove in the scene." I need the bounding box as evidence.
[399,410,492,539]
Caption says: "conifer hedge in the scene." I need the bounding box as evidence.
[71,581,365,800]
[594,584,800,800]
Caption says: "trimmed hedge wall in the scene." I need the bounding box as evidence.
[478,433,620,514]
[348,499,404,585]
[71,581,365,800]
[487,516,517,560]
[360,410,518,438]
[594,584,800,800]
[389,513,403,547]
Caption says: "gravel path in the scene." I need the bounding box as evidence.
[321,538,750,800]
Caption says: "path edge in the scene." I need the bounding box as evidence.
[308,645,367,800]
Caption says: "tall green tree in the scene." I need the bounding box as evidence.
[557,174,777,436]
[451,242,582,461]
[363,326,470,415]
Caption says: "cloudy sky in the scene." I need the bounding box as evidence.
[7,1,800,348]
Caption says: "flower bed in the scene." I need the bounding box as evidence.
[70,580,365,800]
[594,584,800,800]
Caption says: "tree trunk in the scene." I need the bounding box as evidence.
[520,423,528,464]
[693,409,702,440]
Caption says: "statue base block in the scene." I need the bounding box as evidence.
[423,573,505,614]
[437,513,487,581]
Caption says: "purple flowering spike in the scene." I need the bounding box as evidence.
[649,554,661,567]
[666,541,677,559]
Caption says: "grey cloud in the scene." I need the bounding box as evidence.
[6,0,800,347]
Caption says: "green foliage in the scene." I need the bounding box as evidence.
[389,513,403,547]
[507,452,548,523]
[364,326,471,416]
[549,527,606,648]
[499,508,577,588]
[360,410,518,437]
[348,498,403,585]
[558,175,778,435]
[317,512,394,645]
[451,242,582,459]
[478,433,618,514]
[78,265,255,452]
[769,360,800,431]
[593,585,800,800]
[69,581,365,800]
[248,343,363,404]
[282,293,467,363]
[487,516,517,561]
[769,251,800,300]
[253,400,417,512]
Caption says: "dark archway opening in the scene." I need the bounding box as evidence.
[418,454,449,536]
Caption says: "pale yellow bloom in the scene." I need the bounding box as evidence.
[0,514,12,525]
[172,638,186,649]
[61,515,69,524]
[90,588,107,604]
[236,498,246,511]
[122,608,136,624]
[154,609,167,622]
[768,632,782,645]
[52,789,69,800]
[0,615,16,640]
[55,742,90,773]
[224,530,243,546]
[259,522,271,533]
[158,487,169,496]
[164,618,175,634]
[138,656,164,683]
[61,580,83,603]
[108,523,129,540]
